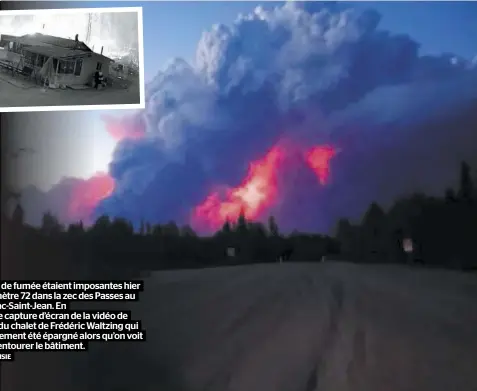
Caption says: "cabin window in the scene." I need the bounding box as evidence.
[65,60,75,74]
[11,42,23,54]
[74,58,83,76]
[24,51,37,66]
[37,55,47,68]
[96,62,102,71]
[58,59,75,74]
[58,60,66,74]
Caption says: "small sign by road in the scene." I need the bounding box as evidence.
[403,238,413,253]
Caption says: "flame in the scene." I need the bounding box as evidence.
[193,145,287,231]
[68,173,115,224]
[304,145,337,185]
[193,142,339,231]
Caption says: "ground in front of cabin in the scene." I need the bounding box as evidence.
[0,70,141,108]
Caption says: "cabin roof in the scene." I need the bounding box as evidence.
[4,33,113,62]
[19,33,92,52]
[24,44,113,63]
[0,34,17,42]
[24,44,87,59]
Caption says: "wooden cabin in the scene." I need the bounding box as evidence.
[0,33,113,87]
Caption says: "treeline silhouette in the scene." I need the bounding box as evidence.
[336,161,477,270]
[2,161,476,280]
[4,209,339,279]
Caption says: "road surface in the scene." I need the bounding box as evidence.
[4,262,477,391]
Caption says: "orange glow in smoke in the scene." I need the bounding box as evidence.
[102,114,146,141]
[304,145,337,185]
[68,173,115,224]
[66,115,146,223]
[193,143,339,231]
[193,145,287,231]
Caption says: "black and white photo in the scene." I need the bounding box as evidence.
[0,7,144,112]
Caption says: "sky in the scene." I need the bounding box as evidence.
[5,1,477,233]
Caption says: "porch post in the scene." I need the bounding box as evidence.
[55,57,60,85]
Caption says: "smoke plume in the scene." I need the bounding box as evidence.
[19,2,477,233]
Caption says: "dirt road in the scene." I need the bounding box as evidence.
[2,262,477,391]
[84,262,477,391]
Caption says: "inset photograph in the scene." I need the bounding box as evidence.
[0,7,144,112]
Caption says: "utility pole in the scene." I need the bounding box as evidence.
[85,13,92,44]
